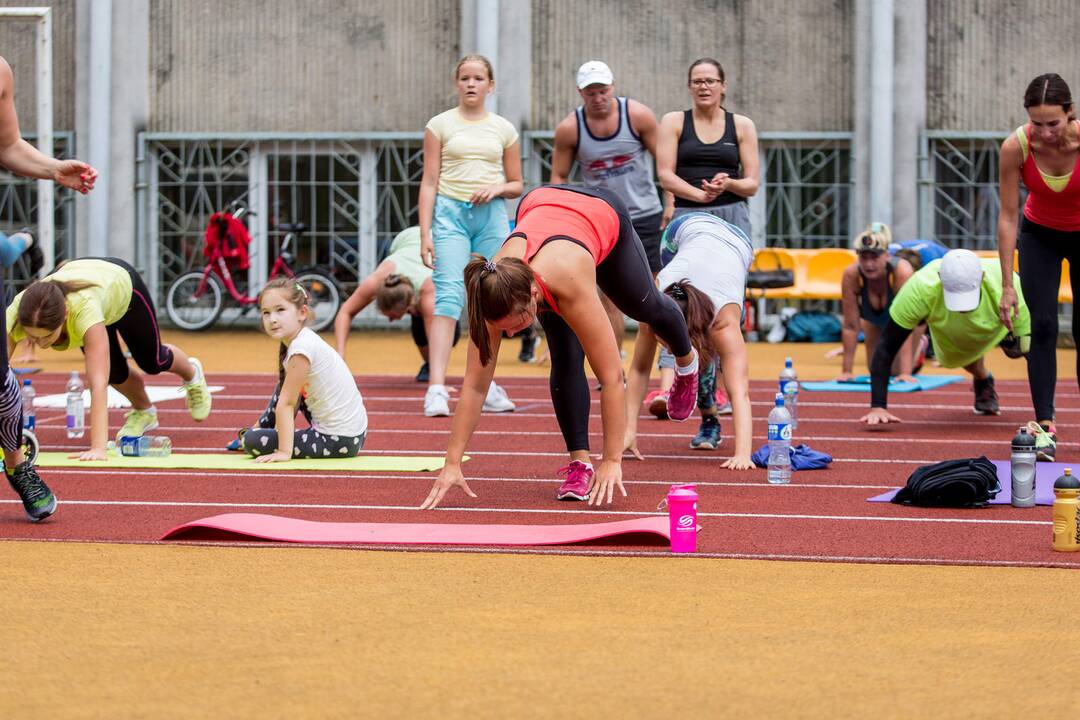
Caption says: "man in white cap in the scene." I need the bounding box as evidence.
[549,60,669,359]
[861,249,1032,427]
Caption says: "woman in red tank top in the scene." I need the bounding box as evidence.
[419,185,699,510]
[997,73,1080,460]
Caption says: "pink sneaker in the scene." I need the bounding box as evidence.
[667,369,699,422]
[645,390,669,420]
[556,460,593,501]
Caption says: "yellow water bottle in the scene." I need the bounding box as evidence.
[1052,468,1080,552]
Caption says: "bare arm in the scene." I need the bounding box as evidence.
[713,305,753,470]
[80,323,111,460]
[549,115,578,185]
[838,265,861,378]
[334,260,397,356]
[997,135,1023,331]
[630,101,674,227]
[255,354,310,463]
[418,129,442,269]
[0,58,96,193]
[624,323,658,459]
[657,112,713,204]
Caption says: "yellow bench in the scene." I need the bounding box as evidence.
[749,248,1072,303]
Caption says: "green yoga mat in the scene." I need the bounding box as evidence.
[35,452,459,472]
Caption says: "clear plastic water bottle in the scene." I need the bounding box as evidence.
[767,393,793,485]
[65,370,85,439]
[21,379,35,430]
[119,435,172,458]
[779,357,799,429]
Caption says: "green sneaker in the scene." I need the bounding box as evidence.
[185,357,212,421]
[116,407,159,441]
[1028,421,1057,462]
[6,460,56,522]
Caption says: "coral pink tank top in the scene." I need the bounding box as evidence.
[1018,122,1080,231]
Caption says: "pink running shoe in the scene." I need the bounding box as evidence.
[667,368,699,422]
[645,390,669,420]
[556,460,593,501]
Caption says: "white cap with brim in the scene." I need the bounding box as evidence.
[939,249,983,312]
[576,60,614,89]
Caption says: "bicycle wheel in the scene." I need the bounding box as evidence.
[166,272,224,331]
[294,270,341,333]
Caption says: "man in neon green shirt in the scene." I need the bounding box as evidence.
[861,249,1031,426]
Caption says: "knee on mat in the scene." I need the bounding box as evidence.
[243,430,277,456]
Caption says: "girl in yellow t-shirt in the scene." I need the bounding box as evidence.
[7,258,212,461]
[418,54,523,418]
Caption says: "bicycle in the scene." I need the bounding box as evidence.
[165,205,342,332]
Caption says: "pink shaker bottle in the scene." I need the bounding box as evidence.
[666,484,699,553]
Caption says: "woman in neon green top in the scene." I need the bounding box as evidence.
[860,250,1031,426]
[7,258,212,460]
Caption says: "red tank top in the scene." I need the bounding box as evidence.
[510,187,620,314]
[1020,121,1080,231]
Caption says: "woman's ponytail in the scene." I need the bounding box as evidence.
[664,280,717,366]
[464,254,534,366]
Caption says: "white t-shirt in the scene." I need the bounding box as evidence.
[657,213,753,315]
[284,327,368,437]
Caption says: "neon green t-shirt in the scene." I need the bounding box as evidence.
[889,258,1031,369]
[383,227,430,293]
[7,259,134,350]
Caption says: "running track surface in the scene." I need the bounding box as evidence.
[3,372,1078,569]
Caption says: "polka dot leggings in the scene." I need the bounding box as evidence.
[242,384,365,459]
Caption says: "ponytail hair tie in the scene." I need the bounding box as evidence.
[668,284,687,301]
[295,282,308,299]
[483,259,498,273]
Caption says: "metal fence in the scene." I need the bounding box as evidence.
[0,132,76,297]
[918,131,1005,250]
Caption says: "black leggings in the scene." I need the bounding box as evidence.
[80,258,174,386]
[531,185,693,452]
[1018,218,1080,420]
[0,272,22,454]
[410,313,460,348]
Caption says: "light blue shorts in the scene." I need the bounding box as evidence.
[432,194,509,318]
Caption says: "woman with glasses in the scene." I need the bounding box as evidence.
[650,58,759,449]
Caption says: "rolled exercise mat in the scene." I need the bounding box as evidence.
[161,513,672,546]
[867,460,1066,506]
[801,375,963,393]
[34,451,459,473]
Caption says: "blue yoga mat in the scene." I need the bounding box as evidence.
[802,374,964,393]
[867,460,1063,506]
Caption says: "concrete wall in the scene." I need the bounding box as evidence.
[928,0,1080,132]
[149,0,461,132]
[0,0,76,133]
[531,0,854,131]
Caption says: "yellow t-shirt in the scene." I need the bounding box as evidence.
[7,259,134,349]
[425,108,518,202]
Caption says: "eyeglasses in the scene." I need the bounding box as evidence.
[689,78,722,88]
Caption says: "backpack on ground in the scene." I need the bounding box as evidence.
[891,456,1001,508]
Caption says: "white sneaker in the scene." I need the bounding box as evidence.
[424,385,450,417]
[482,382,515,413]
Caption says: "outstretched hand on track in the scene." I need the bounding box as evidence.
[860,407,902,427]
[420,464,476,510]
[588,460,626,506]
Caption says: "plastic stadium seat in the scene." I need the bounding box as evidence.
[748,248,800,299]
[800,249,855,300]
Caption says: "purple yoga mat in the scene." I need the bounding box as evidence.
[867,460,1069,506]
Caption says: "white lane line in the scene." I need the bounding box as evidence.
[0,498,1048,526]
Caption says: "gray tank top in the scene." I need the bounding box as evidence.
[575,97,663,219]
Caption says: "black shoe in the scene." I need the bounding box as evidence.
[415,362,429,383]
[518,331,540,363]
[973,375,1000,415]
[6,460,56,522]
[690,415,721,450]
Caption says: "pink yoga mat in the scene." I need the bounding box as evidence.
[161,513,672,547]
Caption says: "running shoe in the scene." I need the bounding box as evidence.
[225,428,247,452]
[415,362,429,383]
[424,385,450,417]
[556,460,593,501]
[973,375,1000,415]
[185,357,212,421]
[667,365,700,422]
[6,460,56,522]
[646,390,669,420]
[714,388,733,416]
[518,330,541,363]
[116,407,159,441]
[1027,421,1058,462]
[690,415,721,450]
[482,382,515,413]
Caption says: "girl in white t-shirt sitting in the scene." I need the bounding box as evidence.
[244,277,368,462]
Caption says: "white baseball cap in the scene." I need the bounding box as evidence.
[576,60,614,89]
[939,249,984,312]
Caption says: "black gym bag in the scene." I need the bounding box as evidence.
[891,456,1001,508]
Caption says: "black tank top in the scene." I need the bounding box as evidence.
[858,259,897,328]
[675,109,742,208]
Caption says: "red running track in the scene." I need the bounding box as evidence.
[2,372,1079,568]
